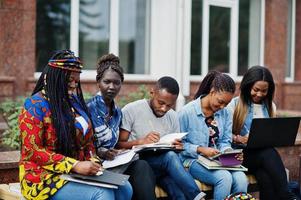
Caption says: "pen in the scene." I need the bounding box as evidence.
[211,138,217,149]
[90,151,103,176]
[89,151,102,164]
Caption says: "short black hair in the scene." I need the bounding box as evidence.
[156,76,179,95]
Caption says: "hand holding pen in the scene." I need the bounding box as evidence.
[89,151,103,176]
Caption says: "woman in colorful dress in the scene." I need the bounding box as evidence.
[18,50,132,200]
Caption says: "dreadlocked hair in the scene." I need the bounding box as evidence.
[194,70,236,99]
[96,53,124,82]
[233,65,275,135]
[33,50,90,157]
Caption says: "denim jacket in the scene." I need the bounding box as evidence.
[87,93,122,149]
[226,96,272,136]
[178,97,233,167]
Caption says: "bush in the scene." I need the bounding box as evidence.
[0,86,149,150]
[118,85,150,108]
[0,97,25,150]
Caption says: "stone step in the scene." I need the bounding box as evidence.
[0,151,20,184]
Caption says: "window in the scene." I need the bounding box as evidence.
[36,0,150,75]
[119,0,149,74]
[190,0,264,78]
[79,0,110,70]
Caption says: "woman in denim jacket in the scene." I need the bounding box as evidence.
[227,66,295,200]
[179,71,248,200]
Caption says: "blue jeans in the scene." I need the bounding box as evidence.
[189,161,248,200]
[51,181,132,200]
[143,151,201,200]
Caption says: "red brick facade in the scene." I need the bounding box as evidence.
[0,0,300,111]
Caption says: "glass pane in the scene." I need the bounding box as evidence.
[238,0,250,75]
[190,0,203,75]
[79,0,109,70]
[239,0,262,76]
[208,6,230,73]
[36,0,71,72]
[286,0,293,78]
[119,0,149,74]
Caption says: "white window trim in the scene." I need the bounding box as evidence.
[109,0,119,55]
[286,0,296,82]
[70,0,79,55]
[259,0,265,66]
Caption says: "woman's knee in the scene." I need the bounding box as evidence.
[115,181,133,200]
[87,186,115,200]
[216,171,233,185]
[232,172,248,190]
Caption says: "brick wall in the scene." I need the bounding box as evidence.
[0,0,36,98]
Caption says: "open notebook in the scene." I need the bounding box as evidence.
[132,132,188,151]
[209,149,243,166]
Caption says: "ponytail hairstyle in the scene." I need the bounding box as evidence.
[96,53,124,83]
[232,65,275,135]
[33,50,89,157]
[194,71,236,99]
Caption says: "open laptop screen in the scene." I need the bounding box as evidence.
[246,117,301,149]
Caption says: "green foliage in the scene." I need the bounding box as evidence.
[117,85,150,108]
[0,87,148,150]
[83,92,93,101]
[0,97,25,150]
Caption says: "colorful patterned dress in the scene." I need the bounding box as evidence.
[19,93,95,200]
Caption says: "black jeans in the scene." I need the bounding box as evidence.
[243,148,290,200]
[124,160,157,200]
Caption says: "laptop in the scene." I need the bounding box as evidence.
[246,117,301,149]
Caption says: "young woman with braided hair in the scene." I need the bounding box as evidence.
[87,53,157,200]
[19,50,132,200]
[178,71,248,200]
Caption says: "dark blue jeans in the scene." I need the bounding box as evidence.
[142,151,201,200]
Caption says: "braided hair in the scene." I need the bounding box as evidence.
[33,50,89,157]
[96,53,124,83]
[194,71,236,99]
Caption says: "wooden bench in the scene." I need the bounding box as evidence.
[0,183,22,200]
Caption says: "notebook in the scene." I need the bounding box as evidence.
[60,170,129,188]
[246,117,301,149]
[197,155,247,171]
[209,149,243,166]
